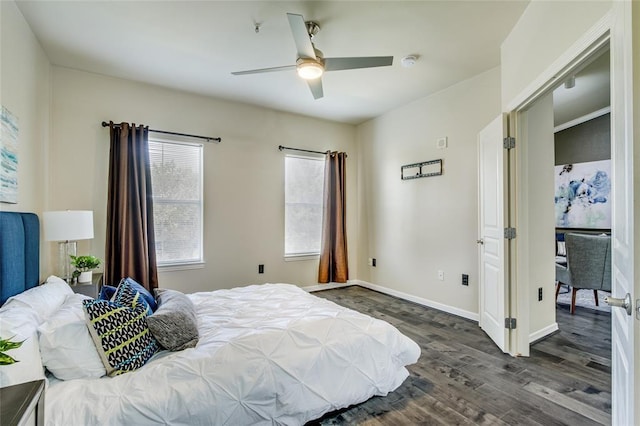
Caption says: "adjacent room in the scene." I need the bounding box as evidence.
[1,1,639,425]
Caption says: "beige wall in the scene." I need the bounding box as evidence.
[49,67,357,292]
[356,67,502,317]
[0,1,51,277]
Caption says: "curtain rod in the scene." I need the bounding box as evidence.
[101,121,221,143]
[278,145,327,155]
[278,145,347,157]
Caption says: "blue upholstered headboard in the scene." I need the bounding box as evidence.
[0,212,40,305]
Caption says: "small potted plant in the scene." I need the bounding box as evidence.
[0,336,24,365]
[70,255,101,284]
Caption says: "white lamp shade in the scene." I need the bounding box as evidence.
[43,211,94,242]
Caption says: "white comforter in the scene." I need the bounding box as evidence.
[46,284,420,425]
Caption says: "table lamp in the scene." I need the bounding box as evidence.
[43,210,94,282]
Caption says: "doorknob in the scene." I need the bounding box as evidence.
[476,239,484,245]
[605,293,632,316]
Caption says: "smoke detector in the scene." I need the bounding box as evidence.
[401,55,417,68]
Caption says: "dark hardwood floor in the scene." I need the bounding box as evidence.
[309,286,611,426]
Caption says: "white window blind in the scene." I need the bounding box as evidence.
[149,139,203,266]
[284,155,325,257]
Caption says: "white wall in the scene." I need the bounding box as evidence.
[49,67,357,293]
[0,1,51,277]
[501,0,616,346]
[501,0,612,109]
[633,1,640,398]
[356,68,501,317]
[518,93,557,338]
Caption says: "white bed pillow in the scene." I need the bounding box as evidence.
[38,293,106,380]
[1,275,73,324]
[0,277,73,387]
[0,302,40,337]
[0,310,45,387]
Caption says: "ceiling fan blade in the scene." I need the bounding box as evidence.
[231,65,297,76]
[324,56,394,71]
[307,78,324,99]
[287,13,316,59]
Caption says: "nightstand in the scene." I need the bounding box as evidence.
[71,272,103,298]
[0,379,45,426]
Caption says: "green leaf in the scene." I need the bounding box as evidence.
[2,340,24,351]
[0,352,18,365]
[0,336,24,352]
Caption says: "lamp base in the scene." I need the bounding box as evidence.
[58,241,77,283]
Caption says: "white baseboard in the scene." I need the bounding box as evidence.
[350,279,479,322]
[529,322,559,343]
[306,280,558,347]
[303,281,353,293]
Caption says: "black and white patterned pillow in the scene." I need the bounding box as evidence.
[83,299,159,376]
[110,279,153,316]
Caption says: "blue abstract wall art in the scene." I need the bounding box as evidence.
[1,105,19,204]
[555,159,611,229]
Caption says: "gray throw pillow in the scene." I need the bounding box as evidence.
[147,289,199,351]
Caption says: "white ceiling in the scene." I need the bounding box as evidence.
[16,0,530,124]
[552,49,610,127]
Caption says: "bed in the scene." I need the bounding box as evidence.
[0,212,420,425]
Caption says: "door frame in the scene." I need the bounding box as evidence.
[504,11,614,358]
[504,4,636,422]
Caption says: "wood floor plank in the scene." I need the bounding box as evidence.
[516,368,611,412]
[308,286,611,425]
[523,382,611,425]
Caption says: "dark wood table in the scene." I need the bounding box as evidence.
[0,379,45,426]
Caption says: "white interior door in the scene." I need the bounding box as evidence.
[478,114,510,353]
[609,2,635,423]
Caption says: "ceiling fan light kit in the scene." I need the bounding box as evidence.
[231,12,393,100]
[297,58,324,79]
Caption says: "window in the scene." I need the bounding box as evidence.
[149,139,203,267]
[284,155,325,258]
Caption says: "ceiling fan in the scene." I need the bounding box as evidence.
[231,13,393,100]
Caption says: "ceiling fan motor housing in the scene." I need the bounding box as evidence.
[305,21,320,38]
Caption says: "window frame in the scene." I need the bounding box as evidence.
[148,136,205,270]
[284,152,325,260]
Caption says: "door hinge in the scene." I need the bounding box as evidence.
[505,318,517,329]
[504,227,516,239]
[503,137,515,149]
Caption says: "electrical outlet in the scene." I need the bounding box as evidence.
[438,270,444,281]
[538,287,543,301]
[258,264,264,274]
[462,274,469,286]
[372,258,377,267]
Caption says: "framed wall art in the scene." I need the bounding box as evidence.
[1,105,18,204]
[554,159,611,229]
